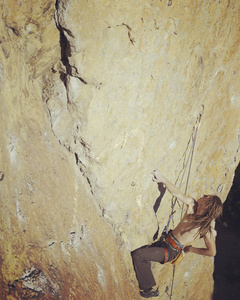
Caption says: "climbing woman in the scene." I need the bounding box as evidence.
[131,169,223,298]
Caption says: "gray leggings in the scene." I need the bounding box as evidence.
[131,233,182,290]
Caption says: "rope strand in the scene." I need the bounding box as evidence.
[163,105,204,235]
[166,105,204,300]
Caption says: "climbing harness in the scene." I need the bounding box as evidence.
[162,105,205,300]
[0,171,4,181]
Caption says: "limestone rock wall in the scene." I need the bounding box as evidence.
[0,0,240,299]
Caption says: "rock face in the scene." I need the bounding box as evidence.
[0,0,240,299]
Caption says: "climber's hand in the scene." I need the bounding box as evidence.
[183,245,192,253]
[152,170,165,183]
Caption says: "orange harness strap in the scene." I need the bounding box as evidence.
[163,248,168,264]
[166,236,182,251]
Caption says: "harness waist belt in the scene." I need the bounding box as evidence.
[166,236,182,251]
[165,231,184,252]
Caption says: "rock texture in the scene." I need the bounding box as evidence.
[0,0,240,299]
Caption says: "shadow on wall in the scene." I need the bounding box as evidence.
[213,162,240,300]
[152,182,166,241]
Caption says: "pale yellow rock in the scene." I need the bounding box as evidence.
[0,0,240,299]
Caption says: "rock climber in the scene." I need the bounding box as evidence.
[131,170,223,298]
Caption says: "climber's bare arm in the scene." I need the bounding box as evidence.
[152,170,197,214]
[184,229,217,257]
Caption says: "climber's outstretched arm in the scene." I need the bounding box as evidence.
[184,228,217,256]
[152,170,197,214]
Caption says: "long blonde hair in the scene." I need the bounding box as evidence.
[189,195,223,237]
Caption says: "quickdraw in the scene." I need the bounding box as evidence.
[0,171,4,181]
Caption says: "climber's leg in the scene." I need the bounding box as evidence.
[131,246,166,291]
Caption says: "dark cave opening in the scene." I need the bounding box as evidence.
[213,162,240,300]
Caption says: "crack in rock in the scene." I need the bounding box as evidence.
[55,0,102,89]
[117,23,136,45]
[8,266,59,297]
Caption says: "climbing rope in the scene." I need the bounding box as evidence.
[163,105,204,235]
[163,105,204,300]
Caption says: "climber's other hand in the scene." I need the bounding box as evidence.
[183,245,192,253]
[152,170,165,183]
